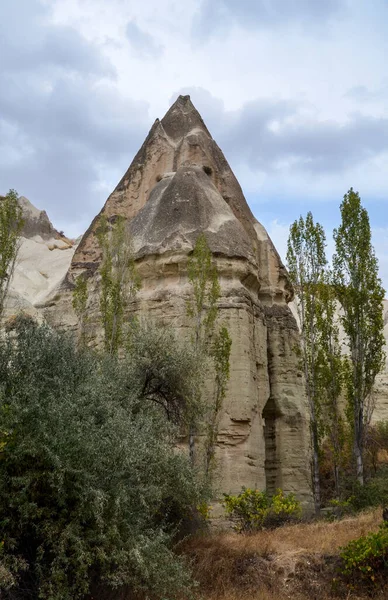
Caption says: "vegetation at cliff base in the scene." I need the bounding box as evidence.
[223,488,301,532]
[0,316,205,599]
[287,188,386,509]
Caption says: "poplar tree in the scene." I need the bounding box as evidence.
[97,215,141,355]
[287,212,327,512]
[333,188,385,485]
[0,189,24,319]
[186,234,231,470]
[315,280,345,498]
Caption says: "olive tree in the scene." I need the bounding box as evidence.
[0,317,204,600]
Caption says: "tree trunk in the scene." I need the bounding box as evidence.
[354,387,364,485]
[189,425,195,466]
[354,439,364,485]
[333,463,340,499]
[312,425,321,514]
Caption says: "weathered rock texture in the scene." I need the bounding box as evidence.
[44,95,313,505]
[2,196,75,320]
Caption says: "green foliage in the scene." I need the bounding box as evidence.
[0,189,24,318]
[205,326,232,475]
[327,497,355,520]
[187,233,220,351]
[0,316,203,599]
[223,488,301,532]
[196,501,212,522]
[125,319,204,426]
[365,420,388,475]
[186,234,231,472]
[315,281,346,499]
[345,474,388,512]
[340,523,388,584]
[286,211,329,511]
[333,188,386,484]
[97,214,141,355]
[72,273,89,346]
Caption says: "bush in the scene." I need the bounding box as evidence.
[223,488,301,532]
[327,497,355,520]
[339,523,388,585]
[0,317,204,599]
[344,472,388,512]
[365,421,388,475]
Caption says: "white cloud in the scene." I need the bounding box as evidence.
[0,0,387,292]
[125,20,163,58]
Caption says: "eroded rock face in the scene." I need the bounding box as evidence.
[2,196,75,320]
[45,95,312,506]
[18,196,60,240]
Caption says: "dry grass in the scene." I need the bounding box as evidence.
[240,506,381,554]
[182,508,387,600]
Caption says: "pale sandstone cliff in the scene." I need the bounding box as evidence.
[3,196,75,320]
[43,95,313,505]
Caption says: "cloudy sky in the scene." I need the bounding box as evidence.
[1,0,387,288]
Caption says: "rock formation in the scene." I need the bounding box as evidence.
[18,196,62,240]
[3,196,75,320]
[43,95,313,506]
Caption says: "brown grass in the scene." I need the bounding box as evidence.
[182,508,387,600]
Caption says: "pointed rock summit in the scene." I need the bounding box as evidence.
[47,95,312,506]
[18,196,59,240]
[74,95,290,302]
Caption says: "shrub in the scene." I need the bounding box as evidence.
[0,317,204,599]
[223,488,301,532]
[365,420,388,475]
[327,497,355,520]
[345,472,388,512]
[339,523,388,585]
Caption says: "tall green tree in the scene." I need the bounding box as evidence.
[97,215,141,355]
[333,188,385,485]
[0,189,24,319]
[186,234,231,471]
[287,212,327,512]
[315,280,345,498]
